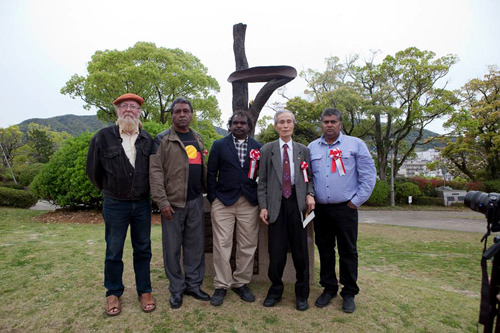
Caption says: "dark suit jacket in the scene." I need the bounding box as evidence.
[257,140,314,224]
[207,134,262,206]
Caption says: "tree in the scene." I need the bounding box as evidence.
[61,42,221,125]
[0,126,23,167]
[256,97,322,145]
[302,48,458,180]
[24,123,71,164]
[441,66,500,181]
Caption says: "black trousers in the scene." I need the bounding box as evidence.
[314,202,359,297]
[267,190,309,300]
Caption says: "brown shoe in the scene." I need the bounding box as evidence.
[139,292,156,313]
[106,295,121,316]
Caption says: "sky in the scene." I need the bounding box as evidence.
[0,0,498,134]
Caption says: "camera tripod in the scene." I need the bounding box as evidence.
[480,234,500,332]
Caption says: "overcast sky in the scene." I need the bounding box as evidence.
[1,0,498,134]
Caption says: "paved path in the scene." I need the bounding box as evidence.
[30,199,487,233]
[30,200,58,211]
[359,210,487,233]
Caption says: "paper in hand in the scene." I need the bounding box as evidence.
[302,210,315,228]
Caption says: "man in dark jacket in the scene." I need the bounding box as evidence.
[207,111,262,306]
[86,93,156,316]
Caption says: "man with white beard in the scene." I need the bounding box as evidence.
[86,93,156,317]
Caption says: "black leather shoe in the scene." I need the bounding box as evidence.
[296,299,309,311]
[184,288,210,301]
[232,285,255,302]
[315,291,336,308]
[170,294,183,309]
[263,296,281,307]
[342,295,356,313]
[210,289,227,306]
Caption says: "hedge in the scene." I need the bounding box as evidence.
[366,180,390,206]
[483,180,500,193]
[0,187,38,208]
[411,196,444,206]
[395,182,422,204]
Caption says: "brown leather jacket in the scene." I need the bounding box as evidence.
[149,127,207,209]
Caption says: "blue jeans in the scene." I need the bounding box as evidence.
[103,196,152,297]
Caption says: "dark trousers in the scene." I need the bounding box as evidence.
[103,196,152,297]
[267,190,309,300]
[314,202,359,297]
[161,195,205,296]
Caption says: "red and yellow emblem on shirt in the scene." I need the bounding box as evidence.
[186,145,202,165]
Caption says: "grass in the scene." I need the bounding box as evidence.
[0,207,484,332]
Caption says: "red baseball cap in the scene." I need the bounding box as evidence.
[113,93,144,106]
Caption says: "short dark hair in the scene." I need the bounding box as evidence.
[227,111,253,131]
[321,108,343,122]
[170,97,193,114]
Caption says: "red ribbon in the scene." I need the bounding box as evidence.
[248,149,260,179]
[329,148,346,175]
[301,161,309,183]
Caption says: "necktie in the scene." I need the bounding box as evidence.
[282,143,292,199]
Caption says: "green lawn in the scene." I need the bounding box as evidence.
[0,207,484,332]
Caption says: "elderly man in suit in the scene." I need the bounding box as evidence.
[257,109,315,311]
[207,111,262,306]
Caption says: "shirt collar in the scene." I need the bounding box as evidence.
[119,127,139,135]
[232,134,248,143]
[320,132,343,146]
[279,137,293,149]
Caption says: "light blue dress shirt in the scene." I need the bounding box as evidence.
[308,132,376,207]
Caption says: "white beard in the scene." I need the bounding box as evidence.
[116,117,140,134]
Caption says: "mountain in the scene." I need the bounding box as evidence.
[409,128,446,151]
[16,114,440,149]
[17,114,229,137]
[17,114,110,136]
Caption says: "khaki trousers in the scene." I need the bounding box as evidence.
[211,196,259,289]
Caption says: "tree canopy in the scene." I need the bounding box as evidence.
[61,42,221,125]
[441,66,500,181]
[298,47,458,180]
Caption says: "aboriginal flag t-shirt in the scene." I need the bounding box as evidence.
[176,130,203,201]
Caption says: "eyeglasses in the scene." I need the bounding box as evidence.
[119,104,141,110]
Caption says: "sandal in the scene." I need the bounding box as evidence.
[106,295,121,316]
[139,292,156,313]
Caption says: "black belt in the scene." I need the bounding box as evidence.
[318,201,349,207]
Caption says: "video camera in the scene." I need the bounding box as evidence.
[464,191,500,231]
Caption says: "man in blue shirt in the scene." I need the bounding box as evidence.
[308,108,376,313]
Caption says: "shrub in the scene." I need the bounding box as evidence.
[466,181,485,191]
[395,182,422,204]
[31,133,102,208]
[0,187,38,208]
[408,177,436,196]
[412,196,444,206]
[0,184,25,190]
[483,180,500,193]
[17,163,45,187]
[366,180,390,206]
[447,179,467,190]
